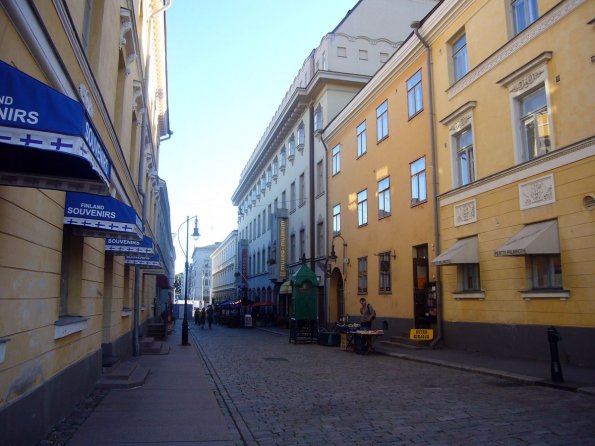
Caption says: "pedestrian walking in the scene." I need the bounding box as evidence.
[194,307,199,325]
[206,305,214,329]
[199,307,206,329]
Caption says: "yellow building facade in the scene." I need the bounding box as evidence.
[324,0,594,366]
[429,0,594,366]
[0,1,172,444]
[324,45,437,335]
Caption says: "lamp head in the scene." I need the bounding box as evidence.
[192,217,200,240]
[329,244,337,262]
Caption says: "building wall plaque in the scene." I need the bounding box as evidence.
[519,174,555,210]
[454,199,477,226]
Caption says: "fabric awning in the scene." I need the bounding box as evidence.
[125,252,162,268]
[64,192,143,240]
[106,235,155,256]
[495,220,559,256]
[0,60,111,194]
[279,280,292,295]
[156,274,173,289]
[433,236,479,266]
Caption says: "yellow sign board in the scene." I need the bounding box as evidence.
[410,329,433,340]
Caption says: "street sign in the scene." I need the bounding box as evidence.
[410,329,433,340]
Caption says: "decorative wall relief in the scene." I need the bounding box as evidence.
[519,174,555,210]
[454,199,477,226]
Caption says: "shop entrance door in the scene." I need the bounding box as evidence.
[413,244,435,328]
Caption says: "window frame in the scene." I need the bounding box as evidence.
[511,0,539,35]
[406,70,423,118]
[451,32,468,83]
[357,189,368,227]
[455,126,475,186]
[357,256,368,294]
[376,100,389,142]
[332,144,341,176]
[332,204,341,235]
[378,252,392,293]
[410,156,427,206]
[356,120,367,158]
[378,176,391,219]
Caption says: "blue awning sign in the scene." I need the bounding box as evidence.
[64,192,143,240]
[106,235,154,256]
[0,60,111,194]
[125,252,162,268]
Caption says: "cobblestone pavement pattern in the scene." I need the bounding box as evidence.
[194,326,595,446]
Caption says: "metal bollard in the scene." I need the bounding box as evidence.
[547,326,564,383]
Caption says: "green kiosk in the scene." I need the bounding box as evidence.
[289,262,318,344]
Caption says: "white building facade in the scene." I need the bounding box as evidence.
[189,243,220,308]
[231,0,438,323]
[211,231,239,304]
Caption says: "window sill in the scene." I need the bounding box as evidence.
[411,199,428,208]
[121,308,132,317]
[379,290,392,295]
[315,191,325,200]
[298,202,306,208]
[377,135,389,145]
[54,316,88,340]
[521,290,570,300]
[0,337,10,364]
[453,290,485,299]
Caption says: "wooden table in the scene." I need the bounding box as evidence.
[352,330,384,354]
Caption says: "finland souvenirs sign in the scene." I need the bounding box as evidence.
[64,192,143,240]
[0,60,111,194]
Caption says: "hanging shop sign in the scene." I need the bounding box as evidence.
[64,192,143,240]
[106,235,155,256]
[125,252,162,268]
[0,59,111,194]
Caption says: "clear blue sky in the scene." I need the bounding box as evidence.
[160,0,356,273]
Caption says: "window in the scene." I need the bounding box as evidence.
[317,222,324,257]
[376,100,388,141]
[519,86,551,161]
[512,0,538,35]
[452,33,468,82]
[257,214,261,236]
[357,121,367,157]
[299,173,305,206]
[280,147,287,170]
[297,122,305,147]
[378,177,391,218]
[82,0,93,53]
[282,190,286,209]
[290,182,296,211]
[333,204,341,235]
[338,46,347,57]
[273,157,279,178]
[410,157,427,205]
[299,229,305,259]
[290,234,296,263]
[322,51,327,70]
[358,257,368,294]
[262,210,266,234]
[316,160,324,195]
[458,264,481,291]
[267,206,271,230]
[359,50,368,60]
[274,198,278,210]
[379,252,391,293]
[314,105,323,131]
[407,70,423,118]
[456,128,475,186]
[288,136,296,160]
[332,144,341,175]
[59,227,83,316]
[530,255,562,289]
[357,189,368,227]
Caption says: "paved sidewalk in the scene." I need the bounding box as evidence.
[67,322,237,445]
[259,326,595,395]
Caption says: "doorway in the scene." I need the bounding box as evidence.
[413,244,436,328]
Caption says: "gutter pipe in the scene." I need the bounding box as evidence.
[411,21,442,348]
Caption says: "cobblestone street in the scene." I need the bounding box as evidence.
[192,325,595,446]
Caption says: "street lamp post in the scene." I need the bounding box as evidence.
[180,215,199,345]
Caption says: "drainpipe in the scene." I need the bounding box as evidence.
[309,105,316,274]
[318,133,331,325]
[411,21,442,347]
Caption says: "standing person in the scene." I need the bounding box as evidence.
[194,307,200,325]
[359,297,376,329]
[199,307,206,329]
[206,305,214,329]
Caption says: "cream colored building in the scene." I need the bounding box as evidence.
[429,0,594,366]
[0,1,172,443]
